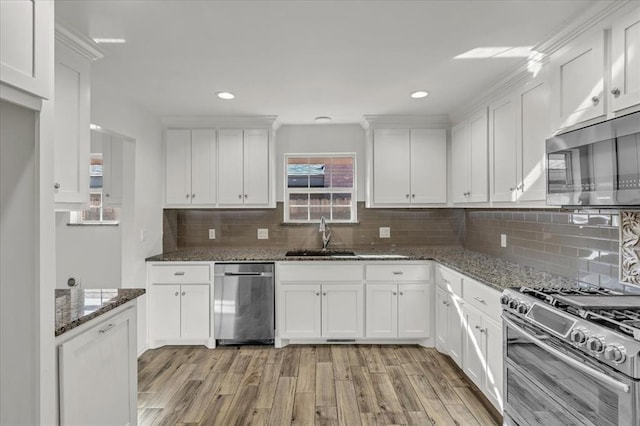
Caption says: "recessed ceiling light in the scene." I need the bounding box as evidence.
[314,116,332,123]
[410,90,429,99]
[216,91,235,100]
[89,123,101,130]
[92,38,126,44]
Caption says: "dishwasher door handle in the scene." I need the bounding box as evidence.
[222,272,272,277]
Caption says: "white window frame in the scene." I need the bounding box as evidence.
[284,153,357,224]
[69,153,119,225]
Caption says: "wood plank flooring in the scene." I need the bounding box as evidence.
[138,345,500,426]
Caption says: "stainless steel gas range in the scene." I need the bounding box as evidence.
[501,286,640,426]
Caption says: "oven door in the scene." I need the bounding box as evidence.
[503,314,639,426]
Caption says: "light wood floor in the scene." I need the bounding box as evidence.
[138,345,500,426]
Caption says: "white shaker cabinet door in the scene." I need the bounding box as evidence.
[54,42,90,205]
[243,129,270,206]
[373,129,411,205]
[451,121,470,203]
[149,284,182,341]
[490,94,518,202]
[279,284,322,339]
[435,286,450,352]
[190,129,217,205]
[365,283,398,338]
[321,284,363,338]
[180,284,210,339]
[165,129,192,205]
[102,135,123,206]
[398,283,431,338]
[462,304,484,389]
[217,129,245,205]
[410,129,447,204]
[468,109,489,203]
[58,307,136,426]
[610,8,640,112]
[483,316,504,412]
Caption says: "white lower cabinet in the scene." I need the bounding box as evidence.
[278,282,363,339]
[435,286,463,367]
[57,305,137,426]
[462,304,503,412]
[366,283,432,338]
[147,263,212,348]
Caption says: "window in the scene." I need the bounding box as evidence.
[69,153,119,224]
[284,154,357,223]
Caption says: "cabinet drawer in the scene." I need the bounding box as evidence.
[366,264,431,282]
[435,266,463,296]
[463,279,501,319]
[149,264,210,283]
[278,263,363,282]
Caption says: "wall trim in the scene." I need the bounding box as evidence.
[55,21,104,61]
[361,114,450,129]
[161,115,280,129]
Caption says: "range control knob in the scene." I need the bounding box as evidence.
[500,295,511,305]
[570,329,588,345]
[604,345,626,363]
[508,299,519,310]
[587,337,604,353]
[516,302,531,314]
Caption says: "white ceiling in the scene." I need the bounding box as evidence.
[56,0,598,125]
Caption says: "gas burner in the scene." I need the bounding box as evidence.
[584,308,640,341]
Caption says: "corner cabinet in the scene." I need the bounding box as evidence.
[0,0,51,99]
[165,129,217,205]
[370,128,447,207]
[147,263,213,348]
[218,129,270,207]
[57,304,137,426]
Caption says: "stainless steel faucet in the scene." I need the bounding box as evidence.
[319,216,331,250]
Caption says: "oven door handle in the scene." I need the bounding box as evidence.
[502,316,631,394]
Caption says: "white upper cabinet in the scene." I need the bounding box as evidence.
[489,94,518,202]
[0,0,51,99]
[165,129,216,206]
[610,7,640,113]
[518,79,550,202]
[451,109,488,203]
[102,134,123,206]
[551,30,606,130]
[54,41,91,207]
[218,128,270,207]
[372,128,446,206]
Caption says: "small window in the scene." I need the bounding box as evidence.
[69,153,119,225]
[284,154,357,223]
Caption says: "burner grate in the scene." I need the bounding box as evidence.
[583,308,640,341]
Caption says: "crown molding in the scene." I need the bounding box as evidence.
[55,21,104,61]
[161,115,280,129]
[449,0,632,124]
[361,114,450,130]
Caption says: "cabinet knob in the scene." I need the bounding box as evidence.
[611,88,620,97]
[405,194,410,198]
[186,194,190,198]
[441,300,448,305]
[244,194,248,199]
[591,96,600,106]
[509,187,516,191]
[191,193,195,198]
[54,182,61,189]
[399,291,404,296]
[238,194,242,199]
[411,194,415,198]
[473,296,486,304]
[316,292,320,296]
[181,291,186,296]
[105,193,110,197]
[175,292,179,296]
[322,292,327,296]
[392,292,397,295]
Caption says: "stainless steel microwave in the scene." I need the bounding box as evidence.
[546,111,640,207]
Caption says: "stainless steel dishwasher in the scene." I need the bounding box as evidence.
[213,263,274,345]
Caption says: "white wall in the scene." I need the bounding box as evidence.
[90,82,163,353]
[275,124,366,201]
[55,212,122,288]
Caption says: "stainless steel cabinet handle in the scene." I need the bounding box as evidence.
[611,88,620,97]
[54,182,61,189]
[502,316,631,393]
[442,278,450,284]
[174,272,185,276]
[98,323,116,334]
[591,96,599,106]
[181,291,186,296]
[441,300,448,305]
[474,325,481,330]
[392,271,403,275]
[473,296,486,304]
[509,187,516,191]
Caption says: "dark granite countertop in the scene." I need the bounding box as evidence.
[55,288,145,337]
[146,246,579,292]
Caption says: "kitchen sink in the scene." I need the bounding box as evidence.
[285,250,356,257]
